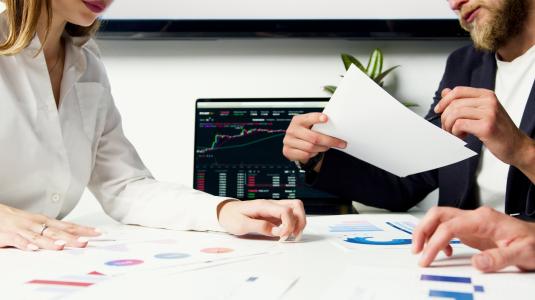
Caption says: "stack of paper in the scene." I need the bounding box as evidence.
[313,65,477,177]
[1,225,281,299]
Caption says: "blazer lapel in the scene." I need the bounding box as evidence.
[518,80,535,135]
[459,52,497,207]
[505,75,535,214]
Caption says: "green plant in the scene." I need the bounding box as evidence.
[324,49,418,107]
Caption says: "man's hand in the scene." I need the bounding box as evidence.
[217,199,306,241]
[282,113,347,169]
[435,87,531,166]
[412,206,535,272]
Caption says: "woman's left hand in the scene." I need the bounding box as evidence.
[217,199,306,241]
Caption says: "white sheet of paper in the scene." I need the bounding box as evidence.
[313,65,477,177]
[69,271,299,300]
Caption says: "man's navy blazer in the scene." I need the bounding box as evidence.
[310,45,535,220]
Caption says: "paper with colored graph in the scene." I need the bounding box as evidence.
[0,225,280,299]
[312,65,477,177]
[307,214,462,250]
[59,226,278,275]
[323,266,535,300]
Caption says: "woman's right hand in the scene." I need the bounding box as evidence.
[0,204,101,251]
[282,113,347,168]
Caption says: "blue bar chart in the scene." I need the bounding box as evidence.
[422,274,485,300]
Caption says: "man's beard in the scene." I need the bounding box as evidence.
[460,0,529,51]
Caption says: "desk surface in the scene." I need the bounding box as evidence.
[1,212,533,300]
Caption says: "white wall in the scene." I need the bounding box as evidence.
[68,38,470,218]
[104,0,455,19]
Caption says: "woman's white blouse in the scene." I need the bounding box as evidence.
[0,29,228,231]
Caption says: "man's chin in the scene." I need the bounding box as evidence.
[470,30,495,51]
[459,19,476,36]
[461,19,496,51]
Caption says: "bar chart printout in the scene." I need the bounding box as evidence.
[322,266,535,300]
[421,274,484,300]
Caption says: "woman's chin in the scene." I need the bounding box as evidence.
[69,14,98,27]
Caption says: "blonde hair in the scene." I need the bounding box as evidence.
[0,0,100,55]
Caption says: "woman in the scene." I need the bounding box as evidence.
[0,0,306,251]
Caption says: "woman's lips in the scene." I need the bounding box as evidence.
[82,0,106,14]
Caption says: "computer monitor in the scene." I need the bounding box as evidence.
[193,98,351,214]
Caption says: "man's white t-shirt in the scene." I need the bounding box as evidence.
[476,45,535,211]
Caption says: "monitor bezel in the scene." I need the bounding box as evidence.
[97,19,469,40]
[193,98,352,211]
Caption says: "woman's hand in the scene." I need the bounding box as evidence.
[413,206,535,272]
[0,204,101,251]
[217,199,306,241]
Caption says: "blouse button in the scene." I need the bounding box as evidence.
[51,193,61,203]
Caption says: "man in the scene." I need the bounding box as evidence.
[282,0,535,270]
[412,206,535,272]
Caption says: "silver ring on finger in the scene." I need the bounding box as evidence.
[39,223,49,236]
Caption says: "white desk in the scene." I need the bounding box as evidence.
[1,212,533,300]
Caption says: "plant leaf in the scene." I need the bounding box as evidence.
[366,49,383,79]
[323,85,337,94]
[373,65,399,84]
[341,53,366,72]
[402,101,419,107]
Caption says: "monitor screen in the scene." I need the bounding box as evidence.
[193,99,340,203]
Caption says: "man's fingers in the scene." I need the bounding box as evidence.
[418,208,500,267]
[443,244,453,257]
[472,242,523,273]
[293,126,346,149]
[419,221,457,267]
[282,147,316,162]
[294,113,329,127]
[435,86,489,113]
[451,119,488,140]
[0,232,36,251]
[284,113,347,160]
[416,207,533,270]
[440,88,452,98]
[473,236,535,273]
[46,219,100,237]
[282,137,331,154]
[412,207,461,254]
[442,97,486,111]
[442,106,483,133]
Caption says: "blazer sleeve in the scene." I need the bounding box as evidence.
[308,53,460,212]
